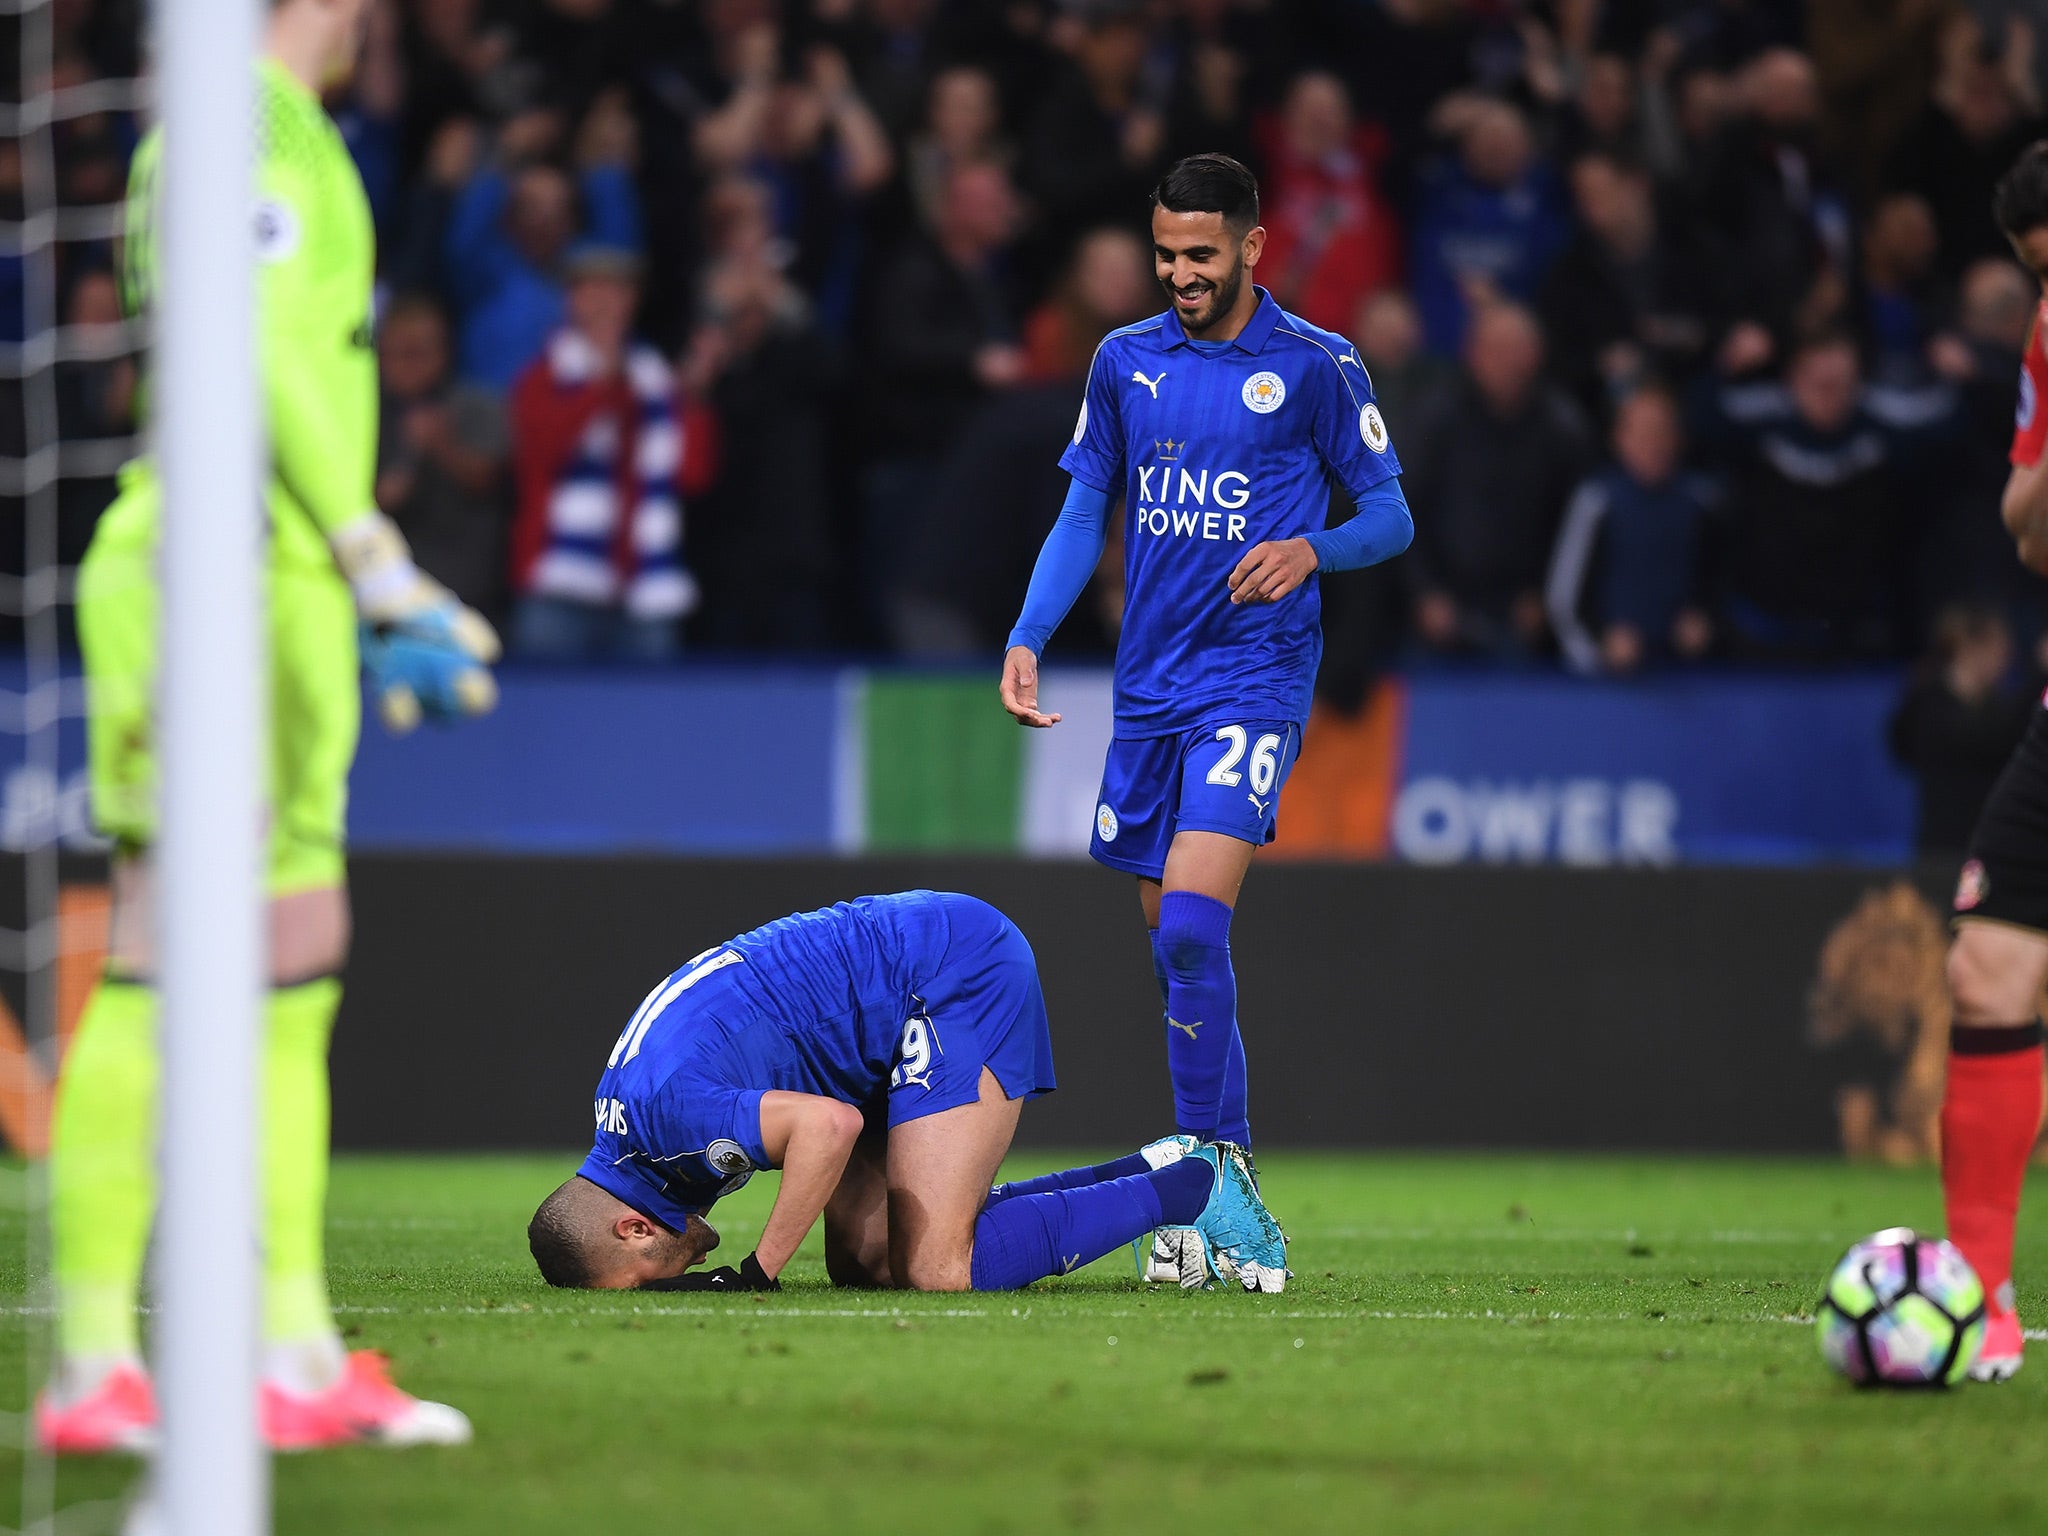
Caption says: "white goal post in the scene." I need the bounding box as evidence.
[152,0,266,1525]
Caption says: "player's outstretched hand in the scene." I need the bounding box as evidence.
[640,1252,781,1292]
[1228,538,1319,606]
[1000,645,1061,728]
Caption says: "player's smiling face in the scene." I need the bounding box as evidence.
[1152,208,1265,336]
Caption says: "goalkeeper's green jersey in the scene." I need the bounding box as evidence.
[107,58,375,572]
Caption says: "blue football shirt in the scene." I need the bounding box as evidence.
[576,891,955,1232]
[1059,286,1402,735]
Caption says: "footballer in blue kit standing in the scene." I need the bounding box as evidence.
[1001,155,1414,1225]
[526,891,1285,1292]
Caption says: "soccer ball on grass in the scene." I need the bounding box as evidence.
[1815,1227,1985,1387]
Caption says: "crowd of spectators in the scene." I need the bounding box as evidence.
[29,0,2048,696]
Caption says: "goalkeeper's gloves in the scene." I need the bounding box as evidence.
[358,624,499,733]
[331,511,501,734]
[640,1252,780,1292]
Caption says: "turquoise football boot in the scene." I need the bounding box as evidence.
[1194,1141,1288,1293]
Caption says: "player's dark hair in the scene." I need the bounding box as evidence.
[1996,141,2048,238]
[528,1180,602,1288]
[1153,154,1260,234]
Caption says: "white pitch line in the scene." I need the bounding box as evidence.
[310,1307,2048,1339]
[344,1304,1805,1327]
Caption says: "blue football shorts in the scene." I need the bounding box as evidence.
[883,894,1057,1130]
[1089,719,1303,880]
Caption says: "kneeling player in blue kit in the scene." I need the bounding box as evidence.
[527,892,1286,1293]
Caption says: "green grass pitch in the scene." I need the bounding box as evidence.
[3,1152,2043,1535]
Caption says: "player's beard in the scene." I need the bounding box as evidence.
[664,1213,720,1275]
[649,1224,701,1277]
[1166,255,1245,336]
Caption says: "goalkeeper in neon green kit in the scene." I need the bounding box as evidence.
[38,0,494,1453]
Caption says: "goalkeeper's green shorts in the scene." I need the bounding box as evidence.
[76,482,360,896]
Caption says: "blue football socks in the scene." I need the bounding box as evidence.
[1150,923,1251,1146]
[1219,1027,1251,1148]
[969,1159,1211,1290]
[986,1153,1153,1208]
[1156,891,1240,1144]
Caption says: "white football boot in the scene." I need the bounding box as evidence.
[1131,1135,1211,1285]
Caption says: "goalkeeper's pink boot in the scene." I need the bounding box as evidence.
[262,1372,355,1450]
[35,1364,157,1454]
[265,1350,471,1448]
[1970,1306,2025,1383]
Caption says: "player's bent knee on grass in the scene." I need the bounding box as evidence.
[887,1067,1019,1292]
[824,1229,893,1289]
[823,1134,894,1288]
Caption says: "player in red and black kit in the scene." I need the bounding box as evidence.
[1941,141,2048,1382]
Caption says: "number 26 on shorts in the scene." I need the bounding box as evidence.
[1204,725,1281,796]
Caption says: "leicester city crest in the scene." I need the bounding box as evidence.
[1241,371,1286,414]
